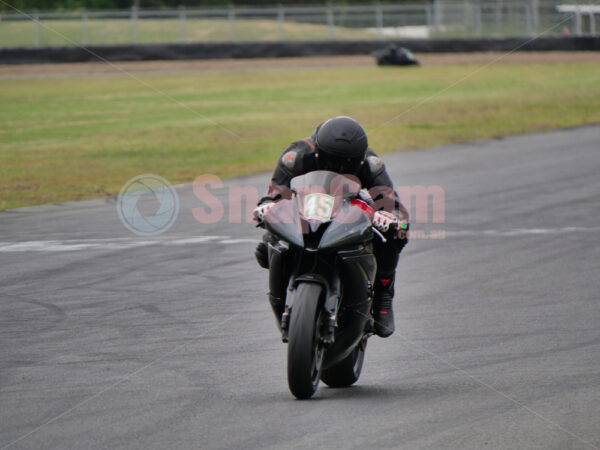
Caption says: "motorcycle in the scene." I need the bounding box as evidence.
[259,170,388,399]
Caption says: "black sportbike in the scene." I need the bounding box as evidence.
[259,170,390,399]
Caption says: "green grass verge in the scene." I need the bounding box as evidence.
[0,18,376,47]
[1,61,599,210]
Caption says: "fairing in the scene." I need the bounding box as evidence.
[264,171,371,249]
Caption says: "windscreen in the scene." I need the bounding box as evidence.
[290,171,362,223]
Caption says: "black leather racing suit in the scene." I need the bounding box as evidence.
[258,136,409,282]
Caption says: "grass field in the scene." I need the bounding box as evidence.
[0,18,375,47]
[0,17,556,48]
[1,59,600,210]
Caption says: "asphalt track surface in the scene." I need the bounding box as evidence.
[2,52,600,80]
[1,126,599,450]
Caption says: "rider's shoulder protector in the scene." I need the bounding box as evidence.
[281,150,298,170]
[365,150,385,175]
[277,139,317,175]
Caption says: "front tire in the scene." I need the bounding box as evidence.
[287,282,324,399]
[320,339,366,388]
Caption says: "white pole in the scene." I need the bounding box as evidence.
[278,4,285,41]
[82,9,89,45]
[463,0,469,37]
[131,6,138,44]
[425,3,433,32]
[525,4,532,37]
[327,4,335,40]
[179,5,186,42]
[476,2,482,37]
[34,9,40,47]
[433,0,441,31]
[531,0,539,35]
[375,2,383,37]
[495,0,502,36]
[228,5,236,41]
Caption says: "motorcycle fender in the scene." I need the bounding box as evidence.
[291,273,330,297]
[287,274,329,323]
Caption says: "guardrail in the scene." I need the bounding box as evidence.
[0,1,598,49]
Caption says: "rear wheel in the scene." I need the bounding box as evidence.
[320,338,366,388]
[287,283,324,399]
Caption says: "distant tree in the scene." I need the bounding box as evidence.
[1,0,425,12]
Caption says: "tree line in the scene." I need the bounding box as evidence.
[3,0,405,13]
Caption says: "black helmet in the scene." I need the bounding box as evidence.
[313,116,368,174]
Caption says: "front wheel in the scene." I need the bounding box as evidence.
[287,282,324,399]
[320,338,366,388]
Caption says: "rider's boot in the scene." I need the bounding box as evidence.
[373,275,396,338]
[254,241,269,269]
[255,232,280,269]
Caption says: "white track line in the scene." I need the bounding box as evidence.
[0,227,598,252]
[443,226,600,237]
[0,236,255,252]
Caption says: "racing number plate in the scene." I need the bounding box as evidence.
[303,193,334,222]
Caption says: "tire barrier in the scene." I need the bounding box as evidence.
[1,37,599,65]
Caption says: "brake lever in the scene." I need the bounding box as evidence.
[371,227,387,243]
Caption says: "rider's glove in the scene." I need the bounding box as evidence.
[397,221,409,240]
[372,210,399,233]
[253,202,276,223]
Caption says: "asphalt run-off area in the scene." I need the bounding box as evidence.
[1,125,599,449]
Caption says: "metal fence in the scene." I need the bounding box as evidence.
[0,1,598,48]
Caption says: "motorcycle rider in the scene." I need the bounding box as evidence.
[253,116,409,338]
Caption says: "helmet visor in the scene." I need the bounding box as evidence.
[317,151,364,175]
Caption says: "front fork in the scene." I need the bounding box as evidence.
[267,240,291,337]
[268,242,376,347]
[268,240,340,343]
